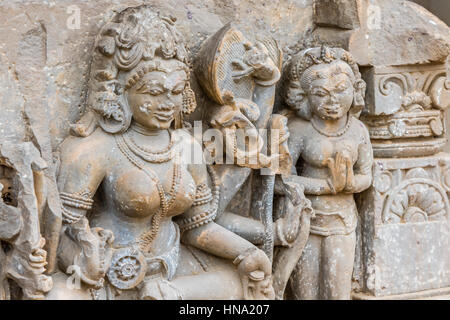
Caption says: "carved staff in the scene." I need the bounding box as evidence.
[254,171,275,262]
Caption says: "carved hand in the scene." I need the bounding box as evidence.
[235,247,275,300]
[326,152,348,193]
[65,217,115,288]
[275,179,313,246]
[232,42,278,82]
[344,156,356,192]
[275,199,301,245]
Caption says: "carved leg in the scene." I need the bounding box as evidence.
[45,272,92,300]
[172,244,244,299]
[171,269,243,299]
[319,232,356,300]
[288,234,321,300]
[136,244,245,300]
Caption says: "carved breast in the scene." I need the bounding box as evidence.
[302,123,359,168]
[110,161,196,219]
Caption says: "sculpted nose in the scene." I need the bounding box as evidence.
[330,94,339,104]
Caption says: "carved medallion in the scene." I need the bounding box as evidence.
[107,248,147,290]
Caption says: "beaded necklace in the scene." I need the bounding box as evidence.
[124,129,176,163]
[115,133,181,252]
[310,115,352,137]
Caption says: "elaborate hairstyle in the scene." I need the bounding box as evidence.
[283,46,366,120]
[72,5,196,136]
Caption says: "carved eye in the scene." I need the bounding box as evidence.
[136,82,164,95]
[139,86,164,95]
[148,88,164,95]
[172,85,185,95]
[312,90,328,97]
[336,83,348,92]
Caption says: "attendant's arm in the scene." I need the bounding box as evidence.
[274,121,333,196]
[56,131,113,286]
[345,127,373,193]
[281,174,333,195]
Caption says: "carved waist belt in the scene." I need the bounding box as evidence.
[309,204,357,237]
[106,224,180,290]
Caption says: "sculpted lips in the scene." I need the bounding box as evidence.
[154,104,175,121]
[322,105,341,114]
[154,110,174,121]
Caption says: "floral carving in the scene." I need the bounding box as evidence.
[383,173,449,224]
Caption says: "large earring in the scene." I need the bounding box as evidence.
[97,92,132,134]
[351,79,366,118]
[287,90,311,120]
[182,81,197,115]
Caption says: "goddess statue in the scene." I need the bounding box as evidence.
[46,6,274,300]
[277,46,373,299]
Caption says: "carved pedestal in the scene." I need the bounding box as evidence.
[354,61,450,299]
[355,154,450,299]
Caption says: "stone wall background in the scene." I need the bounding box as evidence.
[1,0,449,152]
[0,0,314,151]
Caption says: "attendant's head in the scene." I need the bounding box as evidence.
[284,46,365,121]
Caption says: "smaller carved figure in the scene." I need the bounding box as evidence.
[278,46,373,299]
[0,142,52,300]
[195,24,284,169]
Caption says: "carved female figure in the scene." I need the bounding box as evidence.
[47,6,273,300]
[280,47,373,299]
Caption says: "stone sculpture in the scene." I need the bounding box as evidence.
[0,0,448,301]
[277,46,373,299]
[0,142,52,299]
[45,6,275,300]
[193,23,306,265]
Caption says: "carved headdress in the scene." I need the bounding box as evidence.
[72,5,196,136]
[284,46,366,120]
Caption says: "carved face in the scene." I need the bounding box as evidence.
[304,61,354,121]
[126,58,187,129]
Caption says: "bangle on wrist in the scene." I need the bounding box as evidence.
[326,178,337,194]
[254,68,281,87]
[233,247,258,266]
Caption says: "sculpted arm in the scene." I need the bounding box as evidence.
[57,134,108,223]
[275,121,333,197]
[176,135,272,291]
[56,132,114,288]
[180,159,259,260]
[345,127,373,194]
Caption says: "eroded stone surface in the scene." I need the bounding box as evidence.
[0,0,448,300]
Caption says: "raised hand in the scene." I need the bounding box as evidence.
[232,42,278,82]
[326,152,347,193]
[344,155,356,192]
